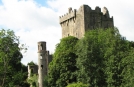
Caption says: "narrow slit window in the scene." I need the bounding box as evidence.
[41,65,43,69]
[41,44,43,50]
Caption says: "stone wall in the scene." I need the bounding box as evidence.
[59,4,114,39]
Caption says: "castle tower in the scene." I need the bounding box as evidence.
[59,5,114,39]
[38,41,47,87]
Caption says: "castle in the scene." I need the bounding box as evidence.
[28,42,52,87]
[28,4,114,87]
[60,5,114,38]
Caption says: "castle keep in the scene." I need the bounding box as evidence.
[59,5,114,38]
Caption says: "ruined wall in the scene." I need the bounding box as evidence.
[59,5,85,39]
[28,65,38,78]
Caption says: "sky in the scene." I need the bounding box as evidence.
[0,0,134,65]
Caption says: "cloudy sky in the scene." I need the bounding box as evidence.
[0,0,133,65]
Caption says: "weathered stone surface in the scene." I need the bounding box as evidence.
[59,4,114,39]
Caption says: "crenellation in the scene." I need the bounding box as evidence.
[59,9,76,23]
[95,6,101,12]
[60,4,114,38]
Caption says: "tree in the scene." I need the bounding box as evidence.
[76,28,134,86]
[27,74,38,87]
[48,36,78,87]
[0,29,28,87]
[119,43,134,87]
[76,28,109,86]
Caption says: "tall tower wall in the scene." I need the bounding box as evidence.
[59,4,114,39]
[59,5,85,39]
[37,41,52,87]
[38,41,47,87]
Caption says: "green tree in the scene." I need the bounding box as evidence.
[76,28,109,87]
[0,29,28,87]
[100,28,134,87]
[44,75,49,87]
[119,44,134,87]
[27,74,38,87]
[76,28,134,87]
[48,36,78,87]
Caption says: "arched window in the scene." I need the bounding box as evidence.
[40,44,43,50]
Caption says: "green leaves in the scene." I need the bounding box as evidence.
[0,29,29,87]
[48,28,134,87]
[48,36,78,87]
[66,82,89,87]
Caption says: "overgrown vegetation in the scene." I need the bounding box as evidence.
[47,28,134,87]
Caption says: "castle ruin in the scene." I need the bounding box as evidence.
[59,5,114,38]
[28,41,52,87]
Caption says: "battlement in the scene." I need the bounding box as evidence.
[95,6,101,12]
[59,8,76,23]
[60,4,114,39]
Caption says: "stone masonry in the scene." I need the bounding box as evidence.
[28,41,52,87]
[59,4,114,39]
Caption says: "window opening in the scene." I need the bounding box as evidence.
[40,54,42,59]
[41,65,43,69]
[31,68,33,73]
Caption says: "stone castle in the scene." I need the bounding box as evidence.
[28,42,52,87]
[60,5,114,38]
[28,4,114,87]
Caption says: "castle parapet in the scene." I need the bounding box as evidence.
[59,8,76,23]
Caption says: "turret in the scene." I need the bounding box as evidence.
[38,41,46,87]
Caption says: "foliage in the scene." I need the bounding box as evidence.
[76,28,134,87]
[48,36,78,87]
[46,27,134,87]
[28,61,37,65]
[0,29,28,87]
[44,75,49,87]
[27,74,38,87]
[66,82,89,87]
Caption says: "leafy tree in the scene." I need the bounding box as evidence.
[48,36,78,87]
[76,28,134,87]
[76,28,109,86]
[119,44,134,86]
[0,29,28,87]
[27,74,38,87]
[44,75,49,87]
